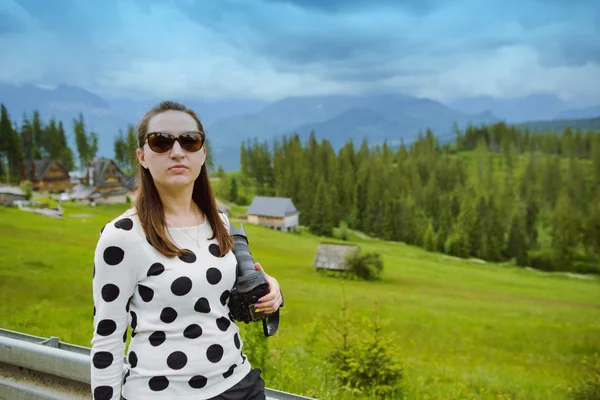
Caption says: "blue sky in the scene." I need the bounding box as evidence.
[1,0,599,105]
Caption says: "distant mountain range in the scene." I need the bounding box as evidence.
[1,83,599,170]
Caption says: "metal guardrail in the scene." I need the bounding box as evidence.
[0,328,315,400]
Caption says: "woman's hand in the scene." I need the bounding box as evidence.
[254,262,282,314]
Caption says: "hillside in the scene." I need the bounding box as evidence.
[0,202,598,399]
[517,116,600,133]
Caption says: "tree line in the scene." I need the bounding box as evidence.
[233,123,600,274]
[0,104,99,183]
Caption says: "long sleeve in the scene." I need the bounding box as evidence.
[90,219,142,400]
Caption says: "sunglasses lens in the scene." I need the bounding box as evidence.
[148,133,174,153]
[179,132,204,152]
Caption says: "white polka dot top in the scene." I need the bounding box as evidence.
[90,208,252,400]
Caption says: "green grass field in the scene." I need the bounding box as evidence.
[1,202,599,399]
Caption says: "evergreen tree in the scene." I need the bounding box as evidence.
[309,177,334,237]
[551,190,580,271]
[229,176,238,204]
[585,189,600,263]
[31,110,44,158]
[126,124,138,171]
[0,105,24,183]
[74,113,90,170]
[20,114,34,162]
[423,221,436,252]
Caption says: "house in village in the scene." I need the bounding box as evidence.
[70,157,137,205]
[313,242,360,272]
[21,160,73,192]
[0,185,28,206]
[246,196,299,232]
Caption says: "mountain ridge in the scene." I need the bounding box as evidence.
[1,83,599,171]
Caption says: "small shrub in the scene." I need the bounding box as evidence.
[19,180,33,200]
[336,221,351,241]
[327,294,403,398]
[345,250,384,280]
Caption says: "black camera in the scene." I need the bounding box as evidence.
[228,222,282,337]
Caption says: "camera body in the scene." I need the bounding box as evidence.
[227,222,280,335]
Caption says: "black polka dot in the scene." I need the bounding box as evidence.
[194,298,211,313]
[184,324,203,339]
[149,331,166,346]
[93,351,113,369]
[103,246,124,265]
[160,307,178,323]
[149,376,169,391]
[206,344,224,363]
[178,250,197,263]
[94,385,112,400]
[93,264,95,278]
[220,290,230,306]
[130,311,137,330]
[114,218,133,230]
[123,329,127,343]
[171,277,193,296]
[131,330,137,338]
[129,351,138,368]
[101,284,119,302]
[234,333,240,349]
[188,375,207,389]
[138,285,154,302]
[126,296,132,312]
[209,243,221,257]
[223,364,237,378]
[100,225,106,236]
[241,351,246,364]
[167,351,187,370]
[206,268,222,285]
[93,306,96,317]
[216,317,231,331]
[96,319,117,336]
[147,263,165,276]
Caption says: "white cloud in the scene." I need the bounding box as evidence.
[0,0,598,105]
[373,45,600,105]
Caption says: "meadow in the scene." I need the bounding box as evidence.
[1,201,599,399]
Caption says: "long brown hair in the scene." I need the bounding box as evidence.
[134,100,232,258]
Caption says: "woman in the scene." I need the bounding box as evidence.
[90,100,282,400]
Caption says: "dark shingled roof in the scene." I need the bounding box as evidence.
[247,196,299,218]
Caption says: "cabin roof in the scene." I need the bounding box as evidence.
[247,196,298,218]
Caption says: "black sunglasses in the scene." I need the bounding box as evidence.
[144,131,205,153]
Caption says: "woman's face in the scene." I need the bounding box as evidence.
[137,110,207,190]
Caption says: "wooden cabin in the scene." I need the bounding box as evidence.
[246,196,299,232]
[313,242,360,272]
[21,160,72,192]
[73,158,137,204]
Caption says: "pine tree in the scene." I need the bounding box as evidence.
[309,177,334,237]
[584,189,600,263]
[0,105,12,180]
[0,105,24,183]
[74,113,90,170]
[229,177,238,204]
[423,221,436,252]
[126,124,138,172]
[591,133,600,188]
[20,114,34,162]
[31,110,44,159]
[551,190,580,271]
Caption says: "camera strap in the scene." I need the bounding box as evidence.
[262,291,283,337]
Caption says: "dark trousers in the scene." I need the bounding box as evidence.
[209,369,266,400]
